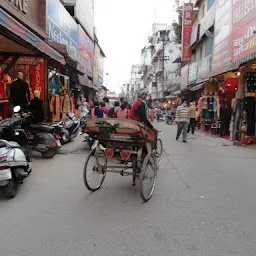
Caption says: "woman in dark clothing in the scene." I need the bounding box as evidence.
[108,101,120,118]
[92,101,104,118]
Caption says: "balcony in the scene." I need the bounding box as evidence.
[186,54,212,85]
[197,54,212,82]
[154,43,164,55]
[190,3,216,46]
[199,3,216,38]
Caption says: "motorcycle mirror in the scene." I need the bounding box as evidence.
[13,106,21,113]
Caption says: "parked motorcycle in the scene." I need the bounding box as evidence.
[52,113,80,144]
[14,106,60,159]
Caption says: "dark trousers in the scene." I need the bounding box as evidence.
[220,119,229,136]
[187,118,196,134]
[176,121,188,141]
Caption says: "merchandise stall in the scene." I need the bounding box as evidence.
[0,7,65,119]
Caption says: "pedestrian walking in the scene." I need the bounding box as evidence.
[187,101,197,135]
[175,100,190,143]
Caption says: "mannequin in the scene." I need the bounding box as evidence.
[213,92,220,120]
[62,93,71,120]
[201,94,208,120]
[208,94,215,120]
[10,72,30,110]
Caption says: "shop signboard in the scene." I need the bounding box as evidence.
[181,3,193,62]
[93,43,100,86]
[212,0,233,76]
[232,0,256,65]
[47,0,78,61]
[2,0,46,33]
[74,0,94,40]
[30,59,45,100]
[77,25,94,77]
[180,64,189,90]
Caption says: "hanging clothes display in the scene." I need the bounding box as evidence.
[62,94,71,120]
[50,94,61,122]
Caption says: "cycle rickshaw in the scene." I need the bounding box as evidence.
[83,118,163,202]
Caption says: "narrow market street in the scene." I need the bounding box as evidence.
[0,123,256,256]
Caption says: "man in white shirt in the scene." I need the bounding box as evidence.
[175,100,190,143]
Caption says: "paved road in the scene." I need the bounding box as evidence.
[0,123,256,256]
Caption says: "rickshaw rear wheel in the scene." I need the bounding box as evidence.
[140,153,157,202]
[83,148,107,192]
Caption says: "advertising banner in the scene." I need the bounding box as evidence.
[77,25,94,77]
[232,0,256,65]
[180,64,189,90]
[212,0,256,75]
[30,59,45,100]
[93,43,100,86]
[75,0,94,40]
[47,0,78,61]
[212,0,233,76]
[181,3,193,62]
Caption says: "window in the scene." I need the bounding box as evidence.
[205,36,213,57]
[201,4,205,18]
[207,0,215,10]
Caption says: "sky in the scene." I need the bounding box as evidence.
[94,0,177,93]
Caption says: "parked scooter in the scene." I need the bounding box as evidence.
[0,106,32,198]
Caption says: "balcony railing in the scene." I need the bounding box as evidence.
[187,54,212,85]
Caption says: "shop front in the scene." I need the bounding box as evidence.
[210,0,256,143]
[47,0,95,121]
[0,1,65,119]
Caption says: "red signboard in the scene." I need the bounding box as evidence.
[181,3,193,62]
[232,0,256,63]
[212,0,256,75]
[30,59,45,100]
[77,25,94,77]
[212,0,233,76]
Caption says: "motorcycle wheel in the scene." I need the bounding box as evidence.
[41,148,57,159]
[3,179,17,199]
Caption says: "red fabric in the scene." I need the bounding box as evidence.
[130,99,142,122]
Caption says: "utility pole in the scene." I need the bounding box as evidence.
[162,37,165,100]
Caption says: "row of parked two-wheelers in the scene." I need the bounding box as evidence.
[0,106,80,199]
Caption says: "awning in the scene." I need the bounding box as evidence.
[78,74,93,88]
[191,83,205,91]
[174,90,181,95]
[0,9,66,65]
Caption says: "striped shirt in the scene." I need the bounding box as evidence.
[176,105,190,123]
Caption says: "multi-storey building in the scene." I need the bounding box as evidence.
[139,23,181,104]
[180,0,215,98]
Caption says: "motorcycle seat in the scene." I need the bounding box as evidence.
[0,140,21,149]
[30,124,55,133]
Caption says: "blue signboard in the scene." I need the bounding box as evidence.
[47,0,78,61]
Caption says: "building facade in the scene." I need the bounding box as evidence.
[131,23,181,104]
